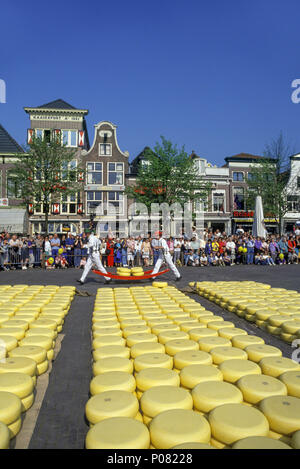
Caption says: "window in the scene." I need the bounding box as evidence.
[247,172,254,181]
[194,159,205,174]
[99,143,112,156]
[287,195,300,212]
[87,191,103,214]
[233,187,245,210]
[35,129,43,139]
[108,163,124,185]
[194,196,208,213]
[44,130,51,143]
[62,160,77,181]
[108,191,124,214]
[212,192,225,212]
[7,172,21,198]
[86,163,102,185]
[61,193,77,214]
[297,177,300,188]
[233,172,244,181]
[62,130,77,147]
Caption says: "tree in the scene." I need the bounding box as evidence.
[126,136,211,213]
[246,133,293,235]
[13,136,85,234]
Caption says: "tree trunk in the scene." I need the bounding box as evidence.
[44,203,49,236]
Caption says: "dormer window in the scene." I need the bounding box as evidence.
[99,143,112,156]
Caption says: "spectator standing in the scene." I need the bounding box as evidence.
[51,233,60,258]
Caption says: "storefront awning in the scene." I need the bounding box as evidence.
[0,209,28,234]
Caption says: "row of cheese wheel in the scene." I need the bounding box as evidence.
[116,267,144,277]
[0,284,75,448]
[193,281,300,344]
[84,283,300,449]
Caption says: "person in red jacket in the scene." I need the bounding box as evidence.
[288,236,297,264]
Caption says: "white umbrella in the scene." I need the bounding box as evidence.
[252,196,267,237]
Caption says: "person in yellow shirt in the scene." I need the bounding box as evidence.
[212,240,219,253]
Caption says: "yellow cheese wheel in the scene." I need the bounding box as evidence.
[0,372,34,399]
[232,435,291,449]
[152,282,168,288]
[141,385,193,418]
[151,324,180,336]
[21,392,34,412]
[192,381,243,413]
[266,324,281,335]
[122,326,151,338]
[219,359,261,383]
[90,371,136,395]
[30,318,57,331]
[36,360,49,375]
[180,322,205,333]
[282,320,300,335]
[134,353,173,372]
[198,337,231,353]
[0,421,10,449]
[93,357,133,376]
[130,342,165,359]
[0,357,37,378]
[192,330,219,341]
[259,357,300,378]
[0,335,18,353]
[199,316,223,326]
[210,346,248,365]
[86,390,139,425]
[92,336,126,349]
[25,327,56,340]
[180,364,223,389]
[208,321,235,331]
[0,391,22,425]
[279,371,300,398]
[291,430,300,449]
[268,315,291,327]
[86,417,150,449]
[174,350,212,369]
[19,335,53,352]
[136,368,180,392]
[93,328,123,339]
[126,333,157,347]
[280,332,297,343]
[209,403,269,445]
[92,320,120,330]
[245,345,282,363]
[218,328,248,340]
[0,327,25,341]
[164,339,198,356]
[92,345,130,361]
[232,335,265,350]
[2,319,29,331]
[9,345,47,364]
[149,409,211,449]
[172,442,214,448]
[158,331,189,345]
[259,396,300,434]
[236,374,288,404]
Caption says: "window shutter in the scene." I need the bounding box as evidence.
[52,203,60,214]
[53,129,61,144]
[77,203,83,214]
[27,129,34,144]
[28,203,34,214]
[78,131,84,147]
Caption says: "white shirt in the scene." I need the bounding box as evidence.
[157,237,169,258]
[226,241,236,251]
[174,240,182,251]
[87,234,101,254]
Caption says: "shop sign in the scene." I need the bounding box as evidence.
[233,211,254,218]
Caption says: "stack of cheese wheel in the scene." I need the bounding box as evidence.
[116,267,131,277]
[0,284,75,445]
[195,281,300,343]
[0,391,22,440]
[85,284,300,449]
[131,267,144,277]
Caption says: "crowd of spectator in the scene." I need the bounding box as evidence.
[0,226,300,271]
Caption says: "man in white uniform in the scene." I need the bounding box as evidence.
[152,231,181,281]
[77,230,111,285]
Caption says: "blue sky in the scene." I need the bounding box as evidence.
[1,0,300,164]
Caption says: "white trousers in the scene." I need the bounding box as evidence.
[80,253,110,282]
[152,253,180,279]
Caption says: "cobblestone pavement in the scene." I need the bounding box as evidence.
[1,264,299,448]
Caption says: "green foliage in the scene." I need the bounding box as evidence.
[12,136,84,233]
[126,136,211,210]
[246,133,292,233]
